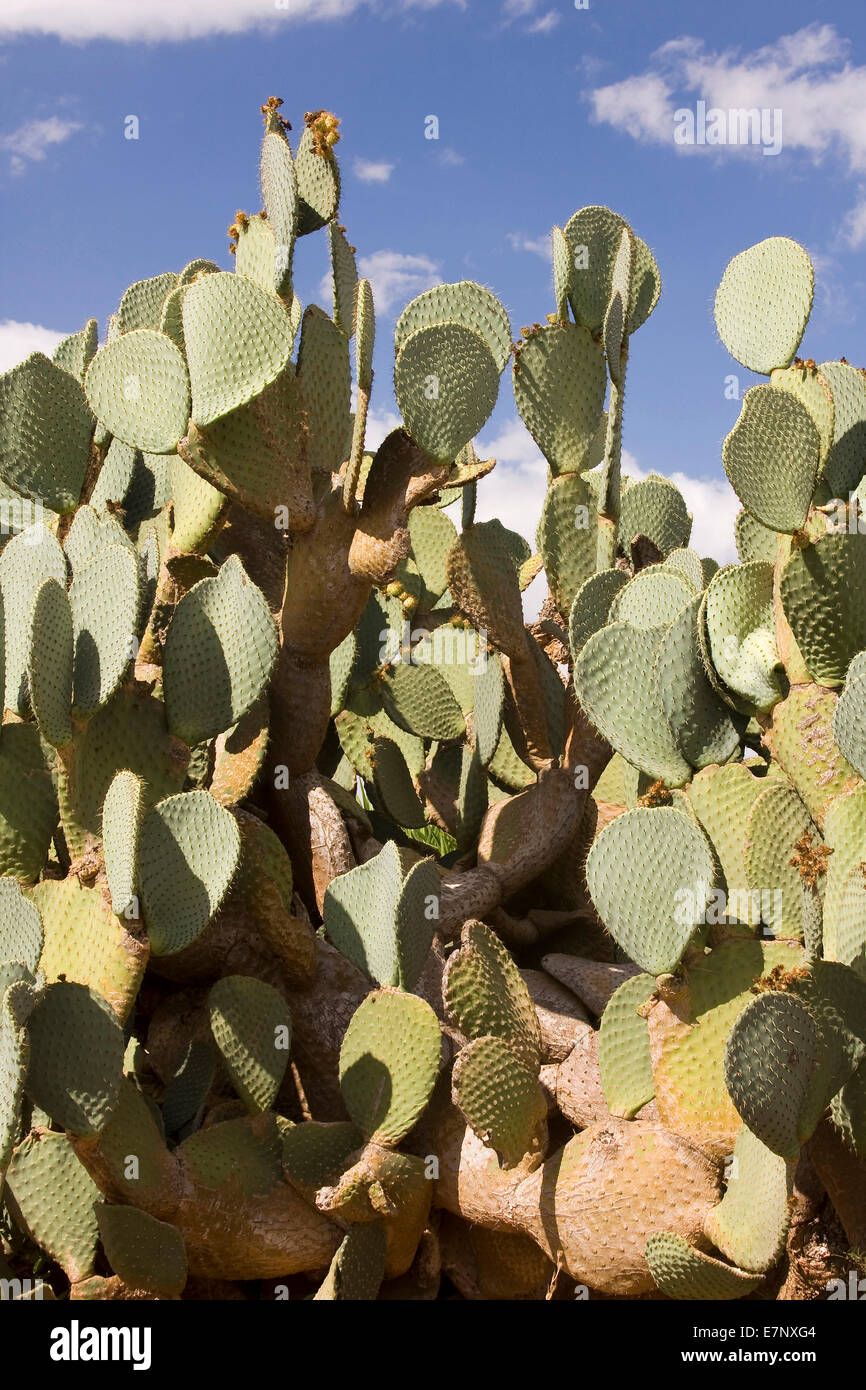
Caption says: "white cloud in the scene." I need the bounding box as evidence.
[357,250,442,315]
[353,158,394,184]
[0,320,69,372]
[528,10,560,34]
[507,231,549,258]
[588,23,866,181]
[842,197,866,249]
[0,117,83,174]
[436,147,464,167]
[0,0,457,42]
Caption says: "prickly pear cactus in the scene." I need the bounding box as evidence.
[1,98,864,1304]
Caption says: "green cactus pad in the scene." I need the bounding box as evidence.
[180,1114,283,1196]
[395,321,500,463]
[234,214,277,292]
[85,330,191,454]
[163,555,277,747]
[602,227,632,383]
[161,1037,217,1136]
[770,364,834,468]
[90,440,170,531]
[586,807,715,974]
[25,980,124,1135]
[395,282,512,374]
[70,544,139,717]
[0,724,57,885]
[743,784,819,937]
[451,1033,545,1167]
[1,981,31,1183]
[703,562,784,712]
[182,271,295,428]
[654,596,743,769]
[64,504,134,573]
[325,222,356,335]
[0,353,93,512]
[53,319,99,383]
[260,131,298,297]
[687,764,767,925]
[723,989,821,1158]
[617,475,692,557]
[704,1125,793,1273]
[653,940,806,1157]
[296,304,352,472]
[369,738,426,829]
[568,568,629,656]
[536,471,598,616]
[0,878,43,972]
[714,237,813,375]
[314,1222,386,1301]
[294,124,341,234]
[645,1231,761,1300]
[33,875,146,1023]
[139,791,241,956]
[734,509,780,565]
[512,322,606,475]
[208,975,291,1113]
[598,973,657,1118]
[408,503,458,599]
[102,770,145,918]
[6,1131,101,1281]
[117,273,179,334]
[158,284,187,352]
[96,1204,188,1297]
[722,386,820,533]
[609,568,692,630]
[472,649,504,767]
[834,669,866,782]
[819,361,866,498]
[379,660,466,741]
[28,579,73,748]
[563,206,660,335]
[281,1120,362,1187]
[355,277,375,391]
[443,920,541,1072]
[446,520,527,657]
[823,787,866,964]
[662,547,706,592]
[338,989,441,1146]
[57,687,186,858]
[0,524,67,716]
[575,622,691,785]
[323,839,439,990]
[780,534,866,686]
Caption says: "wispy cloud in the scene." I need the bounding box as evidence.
[357,249,442,315]
[507,231,549,258]
[0,117,83,174]
[0,320,69,372]
[353,157,395,184]
[436,147,464,167]
[528,10,560,34]
[0,0,459,42]
[588,24,866,171]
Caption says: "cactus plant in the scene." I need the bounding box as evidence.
[0,96,865,1305]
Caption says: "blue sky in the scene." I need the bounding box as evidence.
[2,0,866,567]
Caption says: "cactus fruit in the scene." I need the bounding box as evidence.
[1,97,865,1305]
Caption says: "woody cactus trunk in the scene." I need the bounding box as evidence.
[0,98,865,1302]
